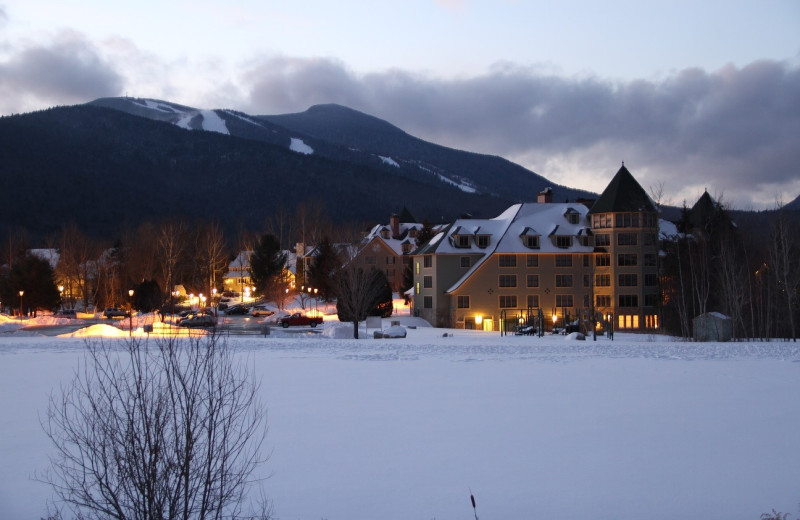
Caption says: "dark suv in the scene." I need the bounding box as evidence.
[103,307,128,319]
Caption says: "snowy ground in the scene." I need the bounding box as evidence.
[1,313,799,520]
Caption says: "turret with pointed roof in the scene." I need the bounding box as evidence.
[589,163,656,214]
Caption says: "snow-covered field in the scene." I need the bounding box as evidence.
[1,316,799,520]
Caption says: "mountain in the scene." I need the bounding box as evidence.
[0,104,489,240]
[1,97,594,241]
[90,98,596,203]
[785,193,800,210]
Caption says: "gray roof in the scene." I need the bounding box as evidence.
[589,164,656,214]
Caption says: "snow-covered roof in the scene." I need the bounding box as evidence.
[658,219,680,240]
[362,221,428,256]
[228,250,253,270]
[495,202,592,254]
[431,202,593,293]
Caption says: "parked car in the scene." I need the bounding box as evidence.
[103,307,127,319]
[54,309,77,319]
[251,305,274,318]
[277,312,323,328]
[224,305,250,316]
[179,314,217,328]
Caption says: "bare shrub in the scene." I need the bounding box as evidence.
[41,333,271,520]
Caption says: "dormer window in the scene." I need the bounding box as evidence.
[564,208,580,225]
[476,235,489,248]
[519,227,540,249]
[402,242,413,254]
[408,228,418,238]
[455,235,470,248]
[380,228,390,239]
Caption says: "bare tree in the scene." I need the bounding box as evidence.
[56,223,103,311]
[41,334,271,520]
[768,203,799,341]
[158,222,187,299]
[196,221,229,298]
[335,266,390,339]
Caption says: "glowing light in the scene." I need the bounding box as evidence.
[475,315,483,325]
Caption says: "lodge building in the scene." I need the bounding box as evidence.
[412,164,661,332]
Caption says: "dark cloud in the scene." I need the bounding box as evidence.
[242,57,800,207]
[0,32,123,108]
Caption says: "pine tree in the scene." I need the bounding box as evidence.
[249,234,287,300]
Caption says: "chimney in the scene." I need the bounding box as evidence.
[390,214,400,239]
[537,187,553,203]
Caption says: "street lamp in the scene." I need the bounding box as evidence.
[18,290,24,321]
[128,289,134,337]
[58,285,64,311]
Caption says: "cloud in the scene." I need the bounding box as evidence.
[0,31,123,112]
[240,56,800,208]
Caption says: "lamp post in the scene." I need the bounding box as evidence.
[18,290,24,321]
[58,285,64,311]
[212,288,217,314]
[128,289,134,337]
[314,288,318,315]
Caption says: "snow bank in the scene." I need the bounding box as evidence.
[59,323,128,338]
[322,324,354,339]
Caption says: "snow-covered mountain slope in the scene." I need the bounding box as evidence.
[89,97,596,204]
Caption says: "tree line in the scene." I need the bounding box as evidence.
[0,208,367,316]
[659,197,799,341]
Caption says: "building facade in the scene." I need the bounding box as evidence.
[413,165,661,332]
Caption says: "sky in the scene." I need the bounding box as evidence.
[1,0,799,209]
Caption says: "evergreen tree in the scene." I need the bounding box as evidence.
[132,279,162,313]
[307,237,342,301]
[249,234,287,300]
[414,219,436,251]
[0,253,60,315]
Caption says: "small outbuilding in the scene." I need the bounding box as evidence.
[693,312,732,342]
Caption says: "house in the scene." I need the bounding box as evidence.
[349,209,438,292]
[223,248,302,296]
[223,250,253,295]
[413,164,661,332]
